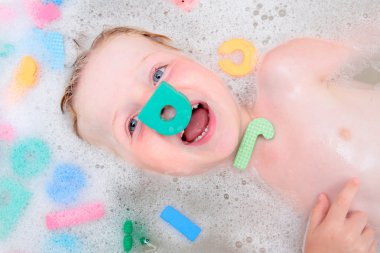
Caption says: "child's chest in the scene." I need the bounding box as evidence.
[248,81,380,222]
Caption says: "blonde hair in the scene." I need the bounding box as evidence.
[60,26,177,138]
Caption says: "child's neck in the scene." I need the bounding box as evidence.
[221,105,253,167]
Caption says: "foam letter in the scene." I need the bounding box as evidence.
[218,38,257,77]
[160,205,201,241]
[46,202,105,230]
[138,81,192,135]
[0,178,31,240]
[234,118,275,170]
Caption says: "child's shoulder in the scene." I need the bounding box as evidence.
[257,37,351,85]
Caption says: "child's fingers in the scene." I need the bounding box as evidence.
[325,178,360,224]
[346,211,368,235]
[308,193,330,231]
[360,227,376,251]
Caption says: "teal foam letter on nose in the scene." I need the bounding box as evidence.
[0,178,31,240]
[138,81,192,136]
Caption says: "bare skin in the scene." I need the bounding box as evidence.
[304,179,377,253]
[250,38,380,234]
[73,34,379,250]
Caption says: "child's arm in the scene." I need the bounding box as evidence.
[303,179,377,253]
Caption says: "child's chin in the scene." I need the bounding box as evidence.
[165,166,214,176]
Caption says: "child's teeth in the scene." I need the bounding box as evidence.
[192,104,199,109]
[194,125,209,142]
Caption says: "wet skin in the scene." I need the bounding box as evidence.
[251,38,380,233]
[74,35,380,233]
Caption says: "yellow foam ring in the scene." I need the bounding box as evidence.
[218,38,257,77]
[15,56,39,88]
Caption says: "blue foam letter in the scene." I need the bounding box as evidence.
[160,205,201,241]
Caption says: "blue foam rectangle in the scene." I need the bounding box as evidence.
[160,205,201,241]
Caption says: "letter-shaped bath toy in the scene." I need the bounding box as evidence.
[218,38,257,77]
[138,81,192,136]
[45,202,105,230]
[0,42,15,58]
[123,235,133,252]
[160,205,201,241]
[46,164,86,204]
[170,0,198,12]
[48,233,79,252]
[0,123,15,142]
[10,138,50,178]
[8,56,39,103]
[234,118,275,170]
[26,0,61,29]
[15,56,39,88]
[43,0,63,5]
[0,178,31,240]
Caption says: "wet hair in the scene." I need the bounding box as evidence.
[60,26,177,138]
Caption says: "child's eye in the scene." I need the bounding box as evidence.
[152,66,166,85]
[128,117,138,136]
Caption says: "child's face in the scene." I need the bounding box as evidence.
[74,34,246,175]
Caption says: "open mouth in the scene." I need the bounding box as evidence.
[179,102,210,145]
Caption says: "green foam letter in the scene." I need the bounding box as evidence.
[138,81,192,136]
[234,118,275,170]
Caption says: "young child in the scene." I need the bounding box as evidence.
[60,27,378,252]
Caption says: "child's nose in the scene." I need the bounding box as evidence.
[138,81,192,136]
[161,105,176,120]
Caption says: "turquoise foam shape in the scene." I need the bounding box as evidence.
[0,42,15,58]
[0,178,31,240]
[138,81,192,136]
[160,205,201,241]
[46,233,79,253]
[10,138,51,178]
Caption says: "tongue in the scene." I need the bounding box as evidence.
[183,108,209,142]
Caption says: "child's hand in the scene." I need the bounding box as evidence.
[303,179,377,253]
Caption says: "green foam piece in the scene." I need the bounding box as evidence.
[233,118,275,170]
[0,178,31,240]
[10,138,51,178]
[123,235,133,252]
[123,220,133,234]
[138,81,192,136]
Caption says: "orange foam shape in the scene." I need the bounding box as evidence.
[15,56,39,88]
[218,38,257,77]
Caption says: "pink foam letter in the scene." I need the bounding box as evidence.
[46,202,105,230]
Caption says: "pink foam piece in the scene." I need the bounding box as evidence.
[26,0,60,28]
[0,124,15,142]
[0,6,16,23]
[170,0,198,12]
[46,202,105,230]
